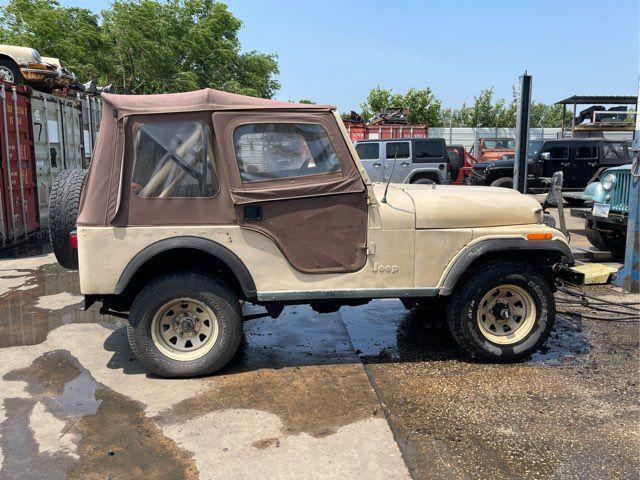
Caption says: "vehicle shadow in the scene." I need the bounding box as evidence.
[102,300,592,378]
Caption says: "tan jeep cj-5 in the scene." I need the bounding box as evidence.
[48,89,574,377]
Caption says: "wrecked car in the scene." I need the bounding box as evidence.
[476,137,515,162]
[49,89,574,377]
[0,44,74,89]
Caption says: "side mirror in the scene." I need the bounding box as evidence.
[540,152,550,161]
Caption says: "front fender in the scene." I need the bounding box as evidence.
[438,237,574,295]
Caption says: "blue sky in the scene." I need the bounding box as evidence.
[5,0,640,111]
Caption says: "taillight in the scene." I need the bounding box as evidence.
[69,230,78,249]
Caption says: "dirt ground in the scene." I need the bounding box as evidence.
[0,216,637,479]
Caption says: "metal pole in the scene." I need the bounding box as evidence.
[513,73,532,193]
[614,80,640,293]
[12,88,27,237]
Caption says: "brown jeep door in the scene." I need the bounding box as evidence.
[214,111,368,274]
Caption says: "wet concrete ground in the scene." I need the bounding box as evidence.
[0,248,637,479]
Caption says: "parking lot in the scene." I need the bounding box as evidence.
[0,205,637,480]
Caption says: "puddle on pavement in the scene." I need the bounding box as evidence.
[1,350,198,480]
[0,261,121,348]
[159,305,381,438]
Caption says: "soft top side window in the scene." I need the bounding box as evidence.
[233,123,341,182]
[132,120,216,198]
[543,144,569,160]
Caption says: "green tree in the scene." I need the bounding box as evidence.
[360,85,443,126]
[0,0,108,82]
[0,0,280,97]
[451,88,511,127]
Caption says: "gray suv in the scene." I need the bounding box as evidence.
[354,138,450,184]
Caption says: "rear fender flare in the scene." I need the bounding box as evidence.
[405,168,443,183]
[114,236,257,300]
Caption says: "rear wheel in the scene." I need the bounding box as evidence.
[49,169,87,269]
[412,177,438,185]
[490,177,513,188]
[446,262,555,362]
[0,59,23,85]
[127,271,243,378]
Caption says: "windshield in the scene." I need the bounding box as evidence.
[528,140,543,157]
[483,139,515,149]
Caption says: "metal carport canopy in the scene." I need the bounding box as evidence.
[555,95,637,105]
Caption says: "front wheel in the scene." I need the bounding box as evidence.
[446,262,555,362]
[127,271,243,378]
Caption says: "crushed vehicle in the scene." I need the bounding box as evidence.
[354,138,450,184]
[469,138,631,197]
[49,89,574,378]
[0,44,74,90]
[476,137,515,162]
[568,163,635,256]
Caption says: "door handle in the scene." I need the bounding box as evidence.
[243,205,262,221]
[401,162,410,167]
[372,162,381,168]
[560,162,570,167]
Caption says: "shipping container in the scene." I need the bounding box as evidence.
[343,123,427,143]
[76,92,102,164]
[0,83,39,245]
[31,91,85,229]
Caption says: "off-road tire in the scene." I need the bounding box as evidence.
[585,224,625,257]
[0,59,23,85]
[49,169,87,269]
[412,177,438,185]
[446,262,555,362]
[127,271,243,378]
[490,177,513,188]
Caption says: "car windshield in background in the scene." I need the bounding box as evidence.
[528,140,543,157]
[484,139,515,149]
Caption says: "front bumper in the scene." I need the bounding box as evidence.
[19,63,73,87]
[570,208,628,226]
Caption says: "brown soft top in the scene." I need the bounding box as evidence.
[102,88,334,117]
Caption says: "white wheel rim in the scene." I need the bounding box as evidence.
[476,284,537,345]
[0,67,14,83]
[150,297,219,361]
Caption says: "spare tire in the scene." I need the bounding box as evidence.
[49,169,87,269]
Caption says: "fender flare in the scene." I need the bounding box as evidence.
[114,236,257,300]
[405,168,443,183]
[438,238,574,295]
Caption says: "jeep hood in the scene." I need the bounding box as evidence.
[396,184,541,228]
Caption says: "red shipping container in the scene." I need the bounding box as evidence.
[343,123,428,143]
[0,83,39,245]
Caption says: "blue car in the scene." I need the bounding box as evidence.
[569,164,633,256]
